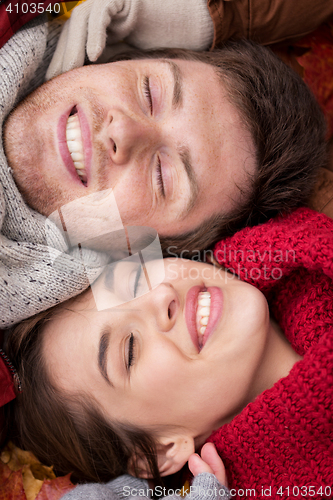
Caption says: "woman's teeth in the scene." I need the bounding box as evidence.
[196,291,211,340]
[66,114,87,184]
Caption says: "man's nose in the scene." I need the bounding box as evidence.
[106,110,159,165]
[149,283,179,333]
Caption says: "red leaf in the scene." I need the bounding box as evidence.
[36,474,76,500]
[0,461,12,482]
[0,469,27,500]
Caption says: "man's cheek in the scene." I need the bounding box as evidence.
[113,175,149,223]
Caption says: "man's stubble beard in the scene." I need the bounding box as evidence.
[3,78,72,216]
[3,79,110,217]
[4,115,64,216]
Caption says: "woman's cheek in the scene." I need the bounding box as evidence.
[140,343,185,397]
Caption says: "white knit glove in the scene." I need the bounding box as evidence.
[46,0,214,79]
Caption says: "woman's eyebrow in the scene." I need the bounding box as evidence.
[98,328,113,387]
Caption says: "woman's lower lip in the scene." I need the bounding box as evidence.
[185,286,223,351]
[185,286,202,351]
[201,287,223,348]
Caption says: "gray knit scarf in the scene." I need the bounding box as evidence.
[0,16,104,327]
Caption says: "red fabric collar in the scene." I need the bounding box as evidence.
[0,354,16,407]
[0,1,67,51]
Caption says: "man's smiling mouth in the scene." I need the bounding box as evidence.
[66,108,87,185]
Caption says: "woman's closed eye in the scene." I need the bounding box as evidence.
[102,261,148,304]
[132,264,150,299]
[126,332,136,370]
[133,265,142,297]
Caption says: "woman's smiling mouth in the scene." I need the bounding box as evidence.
[196,290,211,337]
[185,286,223,351]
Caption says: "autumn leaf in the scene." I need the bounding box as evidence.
[36,475,76,500]
[0,460,12,482]
[1,442,42,472]
[22,466,43,500]
[0,443,76,500]
[0,467,26,500]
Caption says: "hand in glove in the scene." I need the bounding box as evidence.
[46,0,213,79]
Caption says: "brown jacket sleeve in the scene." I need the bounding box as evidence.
[309,167,333,221]
[207,0,333,49]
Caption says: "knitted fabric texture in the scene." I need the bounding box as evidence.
[210,207,333,499]
[0,16,104,327]
[61,472,231,500]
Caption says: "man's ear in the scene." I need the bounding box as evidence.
[128,435,195,478]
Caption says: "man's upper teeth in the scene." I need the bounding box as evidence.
[196,291,211,338]
[66,114,86,182]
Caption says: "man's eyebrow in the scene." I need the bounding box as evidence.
[160,61,198,217]
[177,145,199,219]
[98,328,113,387]
[163,60,183,110]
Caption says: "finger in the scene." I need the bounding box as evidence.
[200,443,227,486]
[62,1,92,71]
[87,0,123,60]
[87,3,112,60]
[188,453,213,477]
[46,21,70,79]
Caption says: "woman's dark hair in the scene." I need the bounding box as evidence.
[110,41,328,255]
[4,304,161,484]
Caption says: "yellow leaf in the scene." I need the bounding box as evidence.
[1,443,58,500]
[1,442,39,472]
[22,466,43,500]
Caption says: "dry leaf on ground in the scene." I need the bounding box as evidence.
[0,443,76,500]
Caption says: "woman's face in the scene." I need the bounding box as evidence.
[43,258,269,443]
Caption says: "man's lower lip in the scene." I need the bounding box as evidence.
[58,109,82,185]
[76,105,92,183]
[201,287,223,349]
[57,106,92,186]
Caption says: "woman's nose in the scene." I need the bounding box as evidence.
[106,110,158,165]
[148,283,179,333]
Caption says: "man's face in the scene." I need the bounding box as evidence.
[4,58,256,236]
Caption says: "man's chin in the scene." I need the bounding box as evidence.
[13,176,64,217]
[3,103,60,217]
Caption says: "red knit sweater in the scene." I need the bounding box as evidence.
[210,208,333,499]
